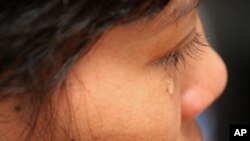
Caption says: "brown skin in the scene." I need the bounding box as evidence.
[0,1,227,141]
[65,4,227,141]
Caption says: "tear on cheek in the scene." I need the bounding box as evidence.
[166,78,174,95]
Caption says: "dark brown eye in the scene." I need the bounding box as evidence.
[165,51,182,66]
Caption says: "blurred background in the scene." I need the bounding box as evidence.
[197,0,250,141]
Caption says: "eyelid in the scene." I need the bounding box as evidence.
[174,27,197,51]
[158,31,208,69]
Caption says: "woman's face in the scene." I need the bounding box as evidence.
[66,0,227,140]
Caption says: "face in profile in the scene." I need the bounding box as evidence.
[63,0,228,141]
[0,0,227,141]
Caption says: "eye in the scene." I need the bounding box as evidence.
[159,32,208,69]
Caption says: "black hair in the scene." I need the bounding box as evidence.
[0,0,169,140]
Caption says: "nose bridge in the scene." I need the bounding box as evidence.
[180,47,228,119]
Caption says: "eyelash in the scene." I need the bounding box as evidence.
[159,32,208,68]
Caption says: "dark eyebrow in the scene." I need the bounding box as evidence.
[163,0,201,23]
[178,0,201,12]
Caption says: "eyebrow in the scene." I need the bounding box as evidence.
[163,0,201,23]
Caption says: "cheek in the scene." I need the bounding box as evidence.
[68,55,182,140]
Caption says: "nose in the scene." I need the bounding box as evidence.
[180,47,228,119]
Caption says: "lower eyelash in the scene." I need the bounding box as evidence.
[160,32,208,68]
